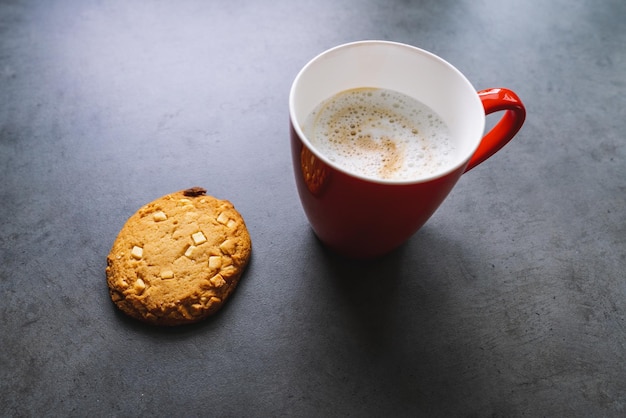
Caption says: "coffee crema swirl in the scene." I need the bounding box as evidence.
[303,87,454,181]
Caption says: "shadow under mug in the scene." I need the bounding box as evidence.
[289,40,526,258]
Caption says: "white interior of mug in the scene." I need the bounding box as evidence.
[289,40,486,183]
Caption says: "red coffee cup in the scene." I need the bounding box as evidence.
[289,41,526,258]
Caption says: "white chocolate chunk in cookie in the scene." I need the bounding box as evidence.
[191,303,204,315]
[217,212,238,229]
[210,274,226,287]
[134,278,146,294]
[216,212,229,225]
[192,231,207,245]
[219,239,235,254]
[160,270,174,279]
[153,211,167,222]
[184,245,197,258]
[221,265,236,278]
[131,246,143,260]
[208,256,222,270]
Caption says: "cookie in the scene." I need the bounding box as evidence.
[106,187,251,326]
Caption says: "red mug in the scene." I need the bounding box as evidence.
[289,41,526,258]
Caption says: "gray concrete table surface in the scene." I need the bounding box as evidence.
[1,0,625,416]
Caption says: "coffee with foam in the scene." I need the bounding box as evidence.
[303,88,454,181]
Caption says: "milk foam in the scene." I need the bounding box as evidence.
[303,88,454,181]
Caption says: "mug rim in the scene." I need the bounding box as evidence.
[289,40,485,185]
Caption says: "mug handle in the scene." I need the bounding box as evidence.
[464,88,526,172]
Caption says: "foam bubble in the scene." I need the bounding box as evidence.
[303,88,454,181]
